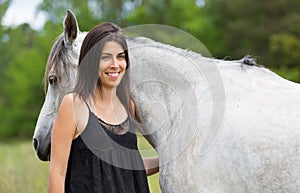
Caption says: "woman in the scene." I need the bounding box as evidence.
[48,22,159,193]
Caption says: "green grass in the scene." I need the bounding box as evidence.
[0,139,161,193]
[0,141,49,193]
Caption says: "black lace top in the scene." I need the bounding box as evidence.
[65,108,150,193]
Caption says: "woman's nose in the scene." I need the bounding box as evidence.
[111,57,119,67]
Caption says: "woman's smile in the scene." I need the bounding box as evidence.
[105,71,121,79]
[99,41,127,88]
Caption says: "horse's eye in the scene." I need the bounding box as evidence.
[48,75,57,85]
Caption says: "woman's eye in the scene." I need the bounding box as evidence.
[101,55,111,61]
[118,55,126,59]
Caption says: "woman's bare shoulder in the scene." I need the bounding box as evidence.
[62,93,84,107]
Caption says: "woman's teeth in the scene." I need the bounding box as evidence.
[107,72,119,78]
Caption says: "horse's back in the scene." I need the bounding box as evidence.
[213,62,300,192]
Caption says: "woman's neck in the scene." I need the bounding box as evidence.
[92,86,127,123]
[94,86,118,106]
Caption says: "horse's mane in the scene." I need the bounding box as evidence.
[127,36,204,61]
[43,34,72,94]
[128,36,263,69]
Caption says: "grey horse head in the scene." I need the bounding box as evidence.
[32,10,87,161]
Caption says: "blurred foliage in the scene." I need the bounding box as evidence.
[0,0,299,140]
[204,0,300,81]
[0,24,46,140]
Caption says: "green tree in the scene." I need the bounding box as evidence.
[204,0,300,82]
[0,0,11,20]
[125,0,221,54]
[0,24,45,140]
[0,0,13,94]
[37,0,136,30]
[126,0,203,35]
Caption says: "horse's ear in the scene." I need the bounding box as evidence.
[63,9,79,46]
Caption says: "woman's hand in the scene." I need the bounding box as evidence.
[143,156,159,176]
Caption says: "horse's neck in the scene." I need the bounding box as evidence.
[130,37,300,154]
[130,47,219,153]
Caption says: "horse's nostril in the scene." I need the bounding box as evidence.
[33,138,38,150]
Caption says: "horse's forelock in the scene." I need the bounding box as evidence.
[43,34,72,94]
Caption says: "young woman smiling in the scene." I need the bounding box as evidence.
[48,22,159,193]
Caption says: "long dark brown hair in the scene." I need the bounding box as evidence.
[73,22,131,111]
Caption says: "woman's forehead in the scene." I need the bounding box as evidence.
[101,41,124,54]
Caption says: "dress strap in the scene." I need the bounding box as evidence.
[82,98,91,112]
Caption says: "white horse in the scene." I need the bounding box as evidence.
[33,10,300,193]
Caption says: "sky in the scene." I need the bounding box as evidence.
[2,0,46,30]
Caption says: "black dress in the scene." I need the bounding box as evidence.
[65,107,150,193]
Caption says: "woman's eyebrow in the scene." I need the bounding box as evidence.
[101,51,125,55]
[101,53,112,55]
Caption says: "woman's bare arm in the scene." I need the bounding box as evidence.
[48,94,77,193]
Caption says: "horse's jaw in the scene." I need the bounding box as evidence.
[33,81,68,161]
[33,105,55,161]
[33,129,51,161]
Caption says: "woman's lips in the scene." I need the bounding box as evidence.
[106,72,120,78]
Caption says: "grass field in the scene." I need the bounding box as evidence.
[0,137,161,193]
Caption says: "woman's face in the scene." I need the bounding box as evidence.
[98,41,127,89]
